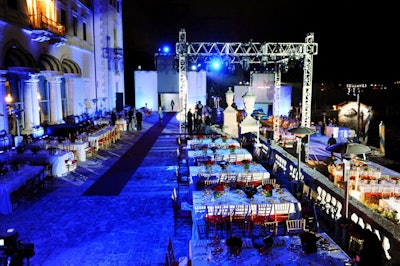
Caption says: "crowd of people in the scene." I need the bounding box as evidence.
[186,101,213,135]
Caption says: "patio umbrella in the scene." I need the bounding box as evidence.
[326,142,371,156]
[287,126,316,136]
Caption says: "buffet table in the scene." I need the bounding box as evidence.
[0,165,44,215]
[189,232,351,266]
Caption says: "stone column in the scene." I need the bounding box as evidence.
[48,76,63,124]
[222,87,238,137]
[0,71,9,133]
[21,74,40,134]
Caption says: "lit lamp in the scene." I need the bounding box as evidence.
[287,126,315,194]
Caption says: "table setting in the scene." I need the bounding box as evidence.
[189,232,351,265]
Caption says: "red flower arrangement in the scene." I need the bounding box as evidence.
[213,184,225,198]
[221,135,228,142]
[229,144,236,153]
[263,184,274,191]
[213,184,225,192]
[241,159,251,169]
[262,184,274,197]
[205,160,214,166]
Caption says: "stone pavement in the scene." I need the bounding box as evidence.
[0,113,191,266]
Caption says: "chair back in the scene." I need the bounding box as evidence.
[273,203,291,222]
[286,218,306,235]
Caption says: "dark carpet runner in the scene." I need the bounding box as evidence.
[82,112,175,196]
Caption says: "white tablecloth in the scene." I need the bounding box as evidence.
[189,163,270,190]
[58,141,89,161]
[187,138,241,149]
[0,149,74,178]
[187,149,252,166]
[0,165,44,215]
[191,188,301,240]
[115,119,127,131]
[189,232,350,266]
[87,126,116,150]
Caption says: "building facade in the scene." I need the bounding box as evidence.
[0,0,124,142]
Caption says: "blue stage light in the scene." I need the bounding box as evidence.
[210,58,222,71]
[161,45,171,54]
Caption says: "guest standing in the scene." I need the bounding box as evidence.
[187,108,193,135]
[136,110,143,131]
[204,112,211,135]
[327,134,337,146]
[158,106,163,126]
[170,100,175,111]
[111,109,117,126]
[128,108,135,131]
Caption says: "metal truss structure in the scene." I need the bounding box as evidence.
[176,28,318,153]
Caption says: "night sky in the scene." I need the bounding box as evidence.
[122,1,398,84]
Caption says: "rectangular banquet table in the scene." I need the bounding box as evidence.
[191,188,301,240]
[0,165,44,215]
[189,232,351,266]
[58,140,89,161]
[187,149,252,166]
[87,126,116,150]
[0,149,75,177]
[187,138,241,149]
[189,163,271,192]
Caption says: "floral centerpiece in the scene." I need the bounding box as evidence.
[213,184,225,198]
[362,176,371,184]
[205,159,214,170]
[229,144,236,153]
[241,159,251,170]
[226,236,243,256]
[201,145,208,153]
[221,135,228,143]
[261,184,274,197]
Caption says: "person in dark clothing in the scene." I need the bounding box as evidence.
[128,108,135,131]
[111,109,117,126]
[195,115,203,134]
[204,112,211,135]
[196,101,203,116]
[187,108,193,135]
[327,134,337,146]
[136,110,143,131]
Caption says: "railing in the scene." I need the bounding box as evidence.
[29,14,65,36]
[243,132,400,265]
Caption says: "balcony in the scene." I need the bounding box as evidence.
[29,14,66,46]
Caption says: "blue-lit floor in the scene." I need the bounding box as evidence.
[0,113,190,266]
